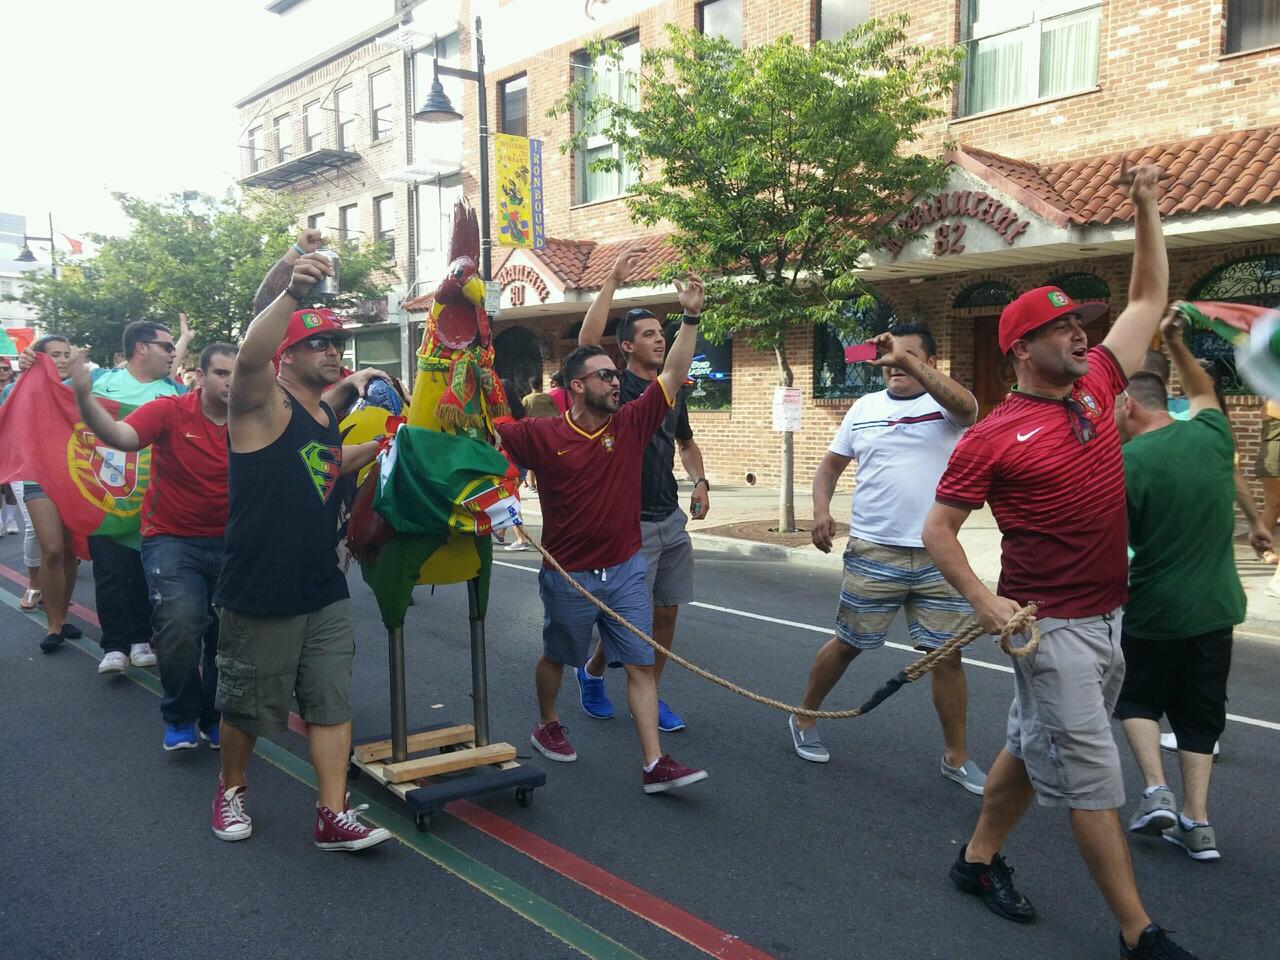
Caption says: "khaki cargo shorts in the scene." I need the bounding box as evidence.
[214,599,355,737]
[1005,607,1126,810]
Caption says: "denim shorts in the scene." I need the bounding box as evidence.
[537,553,654,668]
[20,481,47,502]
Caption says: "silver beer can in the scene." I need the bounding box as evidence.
[315,249,341,297]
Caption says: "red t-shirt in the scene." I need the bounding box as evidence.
[125,390,229,539]
[498,380,674,572]
[935,345,1128,619]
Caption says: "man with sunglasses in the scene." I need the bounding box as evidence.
[573,247,709,732]
[497,274,709,795]
[923,165,1203,960]
[87,319,192,676]
[210,255,386,851]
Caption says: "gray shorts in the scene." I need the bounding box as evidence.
[639,510,694,607]
[1005,607,1126,810]
[214,599,355,737]
[538,553,654,668]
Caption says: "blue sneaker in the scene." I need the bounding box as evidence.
[575,667,614,719]
[164,722,198,752]
[657,699,685,733]
[199,723,221,750]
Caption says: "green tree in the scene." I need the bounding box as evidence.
[555,17,960,530]
[22,191,394,363]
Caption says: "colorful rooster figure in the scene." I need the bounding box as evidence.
[345,200,518,630]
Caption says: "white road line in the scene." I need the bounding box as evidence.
[491,560,1280,733]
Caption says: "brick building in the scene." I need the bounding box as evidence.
[321,1,1280,496]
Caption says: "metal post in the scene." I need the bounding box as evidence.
[467,578,490,747]
[474,16,491,285]
[388,626,408,763]
[47,213,58,281]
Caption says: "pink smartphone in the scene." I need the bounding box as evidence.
[843,342,878,363]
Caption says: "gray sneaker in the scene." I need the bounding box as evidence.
[789,715,829,763]
[941,758,987,795]
[1163,821,1221,861]
[1129,787,1179,836]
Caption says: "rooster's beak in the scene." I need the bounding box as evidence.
[462,274,487,306]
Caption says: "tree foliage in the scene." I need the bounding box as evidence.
[554,16,961,379]
[21,191,394,363]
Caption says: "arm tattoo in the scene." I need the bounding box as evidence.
[253,257,293,316]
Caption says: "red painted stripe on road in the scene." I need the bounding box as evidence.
[0,560,774,960]
[447,799,776,960]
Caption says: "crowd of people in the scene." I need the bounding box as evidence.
[0,163,1250,958]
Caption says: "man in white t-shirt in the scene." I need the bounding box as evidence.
[788,324,987,795]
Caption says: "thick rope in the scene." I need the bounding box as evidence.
[527,537,1040,720]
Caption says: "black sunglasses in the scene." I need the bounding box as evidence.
[580,368,620,384]
[142,340,177,355]
[302,336,348,353]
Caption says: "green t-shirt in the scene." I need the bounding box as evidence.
[90,367,185,405]
[1123,408,1245,639]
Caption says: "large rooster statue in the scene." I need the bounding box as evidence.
[344,200,520,629]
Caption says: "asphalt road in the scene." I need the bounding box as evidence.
[1,529,1276,960]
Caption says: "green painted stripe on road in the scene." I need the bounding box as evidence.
[0,589,646,960]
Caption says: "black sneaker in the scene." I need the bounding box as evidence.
[61,622,83,640]
[39,632,64,653]
[949,845,1037,923]
[1121,924,1201,959]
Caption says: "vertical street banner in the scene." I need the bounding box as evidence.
[494,133,546,249]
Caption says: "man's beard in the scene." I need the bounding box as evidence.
[584,389,617,414]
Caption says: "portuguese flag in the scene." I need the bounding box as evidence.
[0,353,149,556]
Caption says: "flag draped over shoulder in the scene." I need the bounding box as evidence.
[0,353,149,554]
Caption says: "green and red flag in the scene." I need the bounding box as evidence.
[0,353,149,556]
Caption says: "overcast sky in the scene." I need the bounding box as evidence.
[0,0,378,245]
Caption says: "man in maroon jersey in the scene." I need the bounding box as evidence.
[922,164,1202,960]
[497,275,709,796]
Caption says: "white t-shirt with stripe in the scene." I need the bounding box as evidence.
[829,389,967,549]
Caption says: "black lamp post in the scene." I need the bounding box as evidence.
[414,15,492,286]
[14,213,59,280]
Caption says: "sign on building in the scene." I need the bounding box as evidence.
[495,133,546,250]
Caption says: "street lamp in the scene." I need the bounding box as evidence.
[414,15,493,284]
[14,213,59,280]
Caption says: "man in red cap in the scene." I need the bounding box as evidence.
[210,252,388,852]
[923,164,1203,960]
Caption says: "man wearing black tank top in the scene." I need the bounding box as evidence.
[210,251,388,852]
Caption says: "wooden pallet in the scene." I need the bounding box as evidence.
[351,728,519,798]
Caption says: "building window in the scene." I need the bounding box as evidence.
[960,1,1101,117]
[698,0,743,47]
[353,327,402,381]
[334,86,356,151]
[572,32,639,205]
[814,295,896,399]
[953,280,1017,309]
[416,173,464,283]
[338,203,360,242]
[303,100,324,152]
[1189,255,1280,393]
[274,114,292,164]
[247,126,264,173]
[413,33,462,164]
[685,330,733,411]
[307,212,326,233]
[370,69,395,141]
[819,0,870,41]
[1046,272,1109,303]
[374,193,396,260]
[500,74,528,137]
[1227,0,1280,53]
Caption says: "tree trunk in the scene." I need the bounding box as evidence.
[775,340,796,533]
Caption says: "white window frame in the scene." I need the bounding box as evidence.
[698,0,743,47]
[303,100,324,152]
[374,193,396,259]
[572,32,640,205]
[369,69,395,142]
[334,85,356,151]
[274,114,292,164]
[960,0,1102,117]
[338,203,360,242]
[819,0,870,41]
[247,126,264,173]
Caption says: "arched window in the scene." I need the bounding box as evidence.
[1187,256,1280,394]
[1046,272,1109,302]
[814,294,896,399]
[953,281,1016,309]
[493,326,545,397]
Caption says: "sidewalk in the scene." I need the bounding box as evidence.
[518,482,1280,639]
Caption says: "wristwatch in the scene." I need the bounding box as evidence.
[693,478,711,492]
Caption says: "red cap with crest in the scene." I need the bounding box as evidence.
[998,286,1109,354]
[274,308,346,360]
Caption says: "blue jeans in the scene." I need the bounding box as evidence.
[141,534,224,728]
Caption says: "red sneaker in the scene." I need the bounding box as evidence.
[530,721,577,762]
[643,755,708,794]
[314,802,391,852]
[211,776,252,841]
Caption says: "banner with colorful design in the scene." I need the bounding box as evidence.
[494,132,546,249]
[0,353,148,554]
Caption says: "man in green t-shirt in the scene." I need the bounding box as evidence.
[1113,308,1257,864]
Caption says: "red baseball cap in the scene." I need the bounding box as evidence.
[275,308,347,359]
[998,286,1109,354]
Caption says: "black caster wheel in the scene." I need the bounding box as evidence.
[415,813,431,832]
[515,786,534,808]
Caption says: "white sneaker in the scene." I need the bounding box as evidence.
[4,522,18,535]
[1159,732,1220,758]
[129,643,157,667]
[98,651,127,674]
